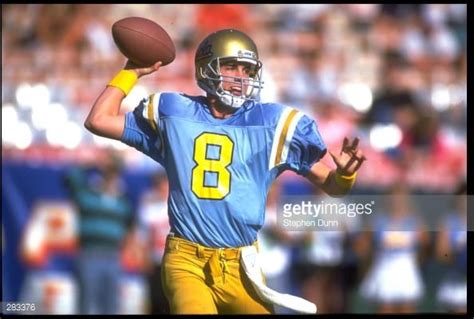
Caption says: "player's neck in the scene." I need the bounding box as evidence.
[207,95,237,119]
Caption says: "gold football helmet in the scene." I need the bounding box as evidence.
[195,29,264,108]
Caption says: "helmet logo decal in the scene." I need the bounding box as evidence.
[237,50,256,59]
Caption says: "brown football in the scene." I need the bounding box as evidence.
[112,17,176,67]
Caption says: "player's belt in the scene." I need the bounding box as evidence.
[166,234,253,260]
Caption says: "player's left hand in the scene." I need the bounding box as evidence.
[329,137,366,176]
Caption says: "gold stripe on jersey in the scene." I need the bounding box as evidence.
[274,109,298,166]
[147,94,158,132]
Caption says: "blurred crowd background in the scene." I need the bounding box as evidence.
[2,4,467,315]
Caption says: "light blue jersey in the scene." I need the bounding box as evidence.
[121,93,326,247]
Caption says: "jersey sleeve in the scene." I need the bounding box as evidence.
[120,93,165,164]
[269,108,327,176]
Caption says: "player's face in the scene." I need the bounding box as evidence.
[219,61,256,96]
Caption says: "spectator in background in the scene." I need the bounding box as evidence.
[64,148,134,314]
[358,182,429,313]
[294,191,350,314]
[136,171,170,314]
[363,53,419,127]
[2,4,42,50]
[297,229,347,313]
[435,182,467,313]
[283,49,320,110]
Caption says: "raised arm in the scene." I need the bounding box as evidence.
[84,61,162,140]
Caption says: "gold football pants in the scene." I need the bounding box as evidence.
[161,235,274,314]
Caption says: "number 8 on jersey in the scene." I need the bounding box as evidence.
[191,132,234,200]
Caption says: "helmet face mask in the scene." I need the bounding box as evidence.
[195,29,264,109]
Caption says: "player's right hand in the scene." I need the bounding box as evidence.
[124,60,162,78]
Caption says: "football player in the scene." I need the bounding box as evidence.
[85,29,366,314]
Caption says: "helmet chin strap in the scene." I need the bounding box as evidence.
[217,89,246,109]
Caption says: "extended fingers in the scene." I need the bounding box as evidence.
[333,137,366,174]
[352,155,366,172]
[153,61,162,70]
[143,61,162,73]
[351,137,359,150]
[341,137,349,155]
[342,137,360,153]
[329,150,346,169]
[341,149,366,174]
